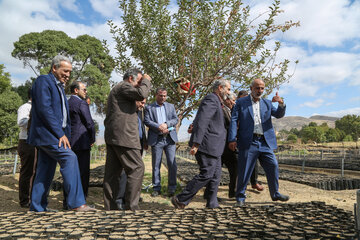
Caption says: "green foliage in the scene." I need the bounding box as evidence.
[12,79,34,103]
[343,134,353,142]
[0,64,12,93]
[0,65,22,144]
[300,125,326,143]
[335,115,360,142]
[289,128,300,137]
[287,133,297,143]
[110,0,299,124]
[308,122,317,127]
[325,128,343,143]
[12,30,115,114]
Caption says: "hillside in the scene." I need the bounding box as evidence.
[272,115,338,132]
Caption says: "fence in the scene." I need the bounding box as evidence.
[176,150,196,161]
[275,148,360,176]
[0,149,107,175]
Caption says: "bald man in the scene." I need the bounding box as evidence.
[228,78,289,206]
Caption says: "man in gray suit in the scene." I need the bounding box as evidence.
[144,87,179,197]
[103,68,151,211]
[171,79,231,209]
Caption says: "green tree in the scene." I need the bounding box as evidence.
[110,0,299,125]
[300,125,326,143]
[0,65,22,145]
[12,30,115,114]
[287,134,297,143]
[325,128,344,143]
[12,79,34,103]
[335,115,360,142]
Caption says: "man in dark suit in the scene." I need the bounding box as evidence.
[103,68,151,211]
[115,99,147,210]
[228,78,289,206]
[144,88,178,197]
[28,55,94,212]
[171,79,231,209]
[62,81,95,209]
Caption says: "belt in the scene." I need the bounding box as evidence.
[253,133,264,138]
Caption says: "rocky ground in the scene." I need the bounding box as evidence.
[0,155,357,239]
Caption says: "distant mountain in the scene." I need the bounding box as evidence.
[309,115,339,121]
[272,115,339,132]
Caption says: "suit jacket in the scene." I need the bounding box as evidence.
[189,93,226,157]
[144,101,178,146]
[104,79,151,149]
[138,110,147,150]
[28,73,71,146]
[228,95,286,150]
[68,95,95,150]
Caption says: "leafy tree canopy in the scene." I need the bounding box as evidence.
[110,0,299,124]
[0,65,22,144]
[335,115,360,142]
[12,30,115,114]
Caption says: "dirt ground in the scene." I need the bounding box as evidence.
[0,155,356,214]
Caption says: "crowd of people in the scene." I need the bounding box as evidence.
[17,55,289,212]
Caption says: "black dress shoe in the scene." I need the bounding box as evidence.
[168,191,175,197]
[20,203,30,208]
[151,191,161,197]
[272,194,290,202]
[235,200,245,207]
[171,196,185,209]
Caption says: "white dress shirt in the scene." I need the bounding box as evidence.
[251,96,264,135]
[17,100,32,140]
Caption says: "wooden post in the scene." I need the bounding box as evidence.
[13,154,18,175]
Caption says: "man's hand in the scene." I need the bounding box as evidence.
[142,74,152,81]
[158,123,168,133]
[59,135,71,149]
[190,143,199,155]
[187,124,193,134]
[272,92,284,105]
[228,142,237,152]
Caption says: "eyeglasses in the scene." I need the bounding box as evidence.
[79,88,87,92]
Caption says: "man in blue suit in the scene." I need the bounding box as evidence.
[171,79,231,209]
[228,78,289,206]
[62,81,95,209]
[28,55,94,212]
[144,88,178,197]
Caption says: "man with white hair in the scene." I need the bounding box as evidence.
[28,55,94,212]
[171,79,230,209]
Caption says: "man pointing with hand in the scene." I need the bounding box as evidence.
[228,78,289,207]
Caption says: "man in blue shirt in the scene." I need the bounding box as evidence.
[144,88,179,197]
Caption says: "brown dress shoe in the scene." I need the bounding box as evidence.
[171,196,185,209]
[72,204,97,212]
[251,183,264,191]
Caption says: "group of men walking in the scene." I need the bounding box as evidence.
[17,54,289,212]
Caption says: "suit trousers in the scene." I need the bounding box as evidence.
[221,148,237,197]
[177,151,222,208]
[17,140,36,207]
[103,144,144,211]
[151,135,177,192]
[250,161,259,185]
[30,145,85,212]
[63,149,90,208]
[236,136,280,202]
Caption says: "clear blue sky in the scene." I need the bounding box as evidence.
[0,0,359,142]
